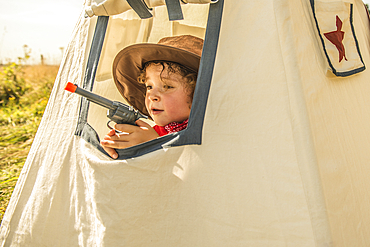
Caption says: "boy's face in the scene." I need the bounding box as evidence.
[144,63,192,126]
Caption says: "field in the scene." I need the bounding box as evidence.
[0,64,59,223]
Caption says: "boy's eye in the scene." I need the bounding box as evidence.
[146,85,152,90]
[163,85,173,89]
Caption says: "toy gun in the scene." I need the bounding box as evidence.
[65,82,147,128]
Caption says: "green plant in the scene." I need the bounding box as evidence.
[0,63,29,106]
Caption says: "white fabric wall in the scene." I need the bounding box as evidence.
[1,0,370,246]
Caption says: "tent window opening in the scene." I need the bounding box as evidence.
[74,0,224,159]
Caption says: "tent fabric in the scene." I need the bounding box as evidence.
[2,0,370,246]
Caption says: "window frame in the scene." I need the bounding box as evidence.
[75,0,224,159]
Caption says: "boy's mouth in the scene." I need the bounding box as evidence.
[151,108,163,115]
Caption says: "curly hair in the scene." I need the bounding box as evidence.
[137,61,197,100]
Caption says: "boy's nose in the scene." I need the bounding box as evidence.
[149,96,159,101]
[148,92,160,101]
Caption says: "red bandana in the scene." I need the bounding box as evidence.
[153,119,189,136]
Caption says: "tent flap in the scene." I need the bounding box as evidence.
[310,0,365,76]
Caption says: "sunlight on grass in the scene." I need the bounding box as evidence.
[0,64,58,222]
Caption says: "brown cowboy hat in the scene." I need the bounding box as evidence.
[112,35,204,117]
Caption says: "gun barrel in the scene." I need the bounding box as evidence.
[65,82,114,110]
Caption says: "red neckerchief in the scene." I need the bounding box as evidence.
[153,119,189,136]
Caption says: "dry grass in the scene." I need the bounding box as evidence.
[0,64,58,223]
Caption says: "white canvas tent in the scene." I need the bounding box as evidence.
[2,0,370,246]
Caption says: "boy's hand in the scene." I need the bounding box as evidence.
[100,119,159,159]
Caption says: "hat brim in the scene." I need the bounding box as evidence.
[112,43,201,117]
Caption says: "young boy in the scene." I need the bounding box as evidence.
[101,35,203,159]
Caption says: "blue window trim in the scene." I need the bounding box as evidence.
[75,0,224,159]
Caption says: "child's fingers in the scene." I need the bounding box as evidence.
[101,120,157,151]
[100,144,118,159]
[114,123,139,133]
[100,139,132,149]
[103,132,129,141]
[106,128,116,137]
[102,129,120,140]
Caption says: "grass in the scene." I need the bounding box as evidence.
[0,64,58,223]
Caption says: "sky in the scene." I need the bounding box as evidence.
[1,0,370,65]
[0,0,82,65]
